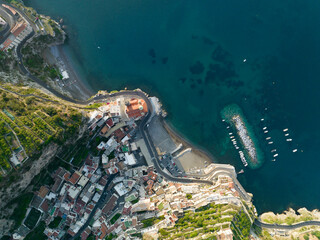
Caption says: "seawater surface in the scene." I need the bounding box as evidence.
[24,0,320,213]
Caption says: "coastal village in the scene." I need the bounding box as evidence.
[10,93,256,240]
[2,1,320,240]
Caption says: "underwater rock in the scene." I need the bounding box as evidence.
[189,61,205,75]
[148,48,156,58]
[162,57,168,64]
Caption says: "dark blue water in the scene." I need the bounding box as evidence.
[24,0,320,214]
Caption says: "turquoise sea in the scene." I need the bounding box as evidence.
[24,0,320,214]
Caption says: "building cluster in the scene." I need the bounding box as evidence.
[12,96,243,240]
[0,4,33,52]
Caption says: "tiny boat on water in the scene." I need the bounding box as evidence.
[266,137,271,140]
[286,139,292,142]
[268,141,273,144]
[293,149,298,153]
[283,128,289,132]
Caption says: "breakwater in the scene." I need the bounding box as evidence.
[221,104,264,169]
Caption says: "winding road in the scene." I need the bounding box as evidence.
[2,1,253,200]
[0,5,15,44]
[254,219,320,230]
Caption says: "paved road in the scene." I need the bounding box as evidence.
[0,5,15,44]
[254,219,320,230]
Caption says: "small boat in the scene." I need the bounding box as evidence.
[283,128,289,132]
[266,137,271,140]
[271,149,277,152]
[293,149,298,153]
[268,141,273,144]
[235,147,239,150]
[264,130,269,134]
[285,133,289,136]
[229,133,233,135]
[222,119,225,122]
[271,159,276,162]
[243,59,247,63]
[238,169,244,174]
[97,46,101,49]
[286,139,292,142]
[226,126,230,129]
[273,154,278,157]
[230,136,234,139]
[263,127,267,130]
[261,118,264,121]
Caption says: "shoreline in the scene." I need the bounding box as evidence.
[54,45,94,100]
[161,118,215,164]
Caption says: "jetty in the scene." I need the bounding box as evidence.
[221,104,264,169]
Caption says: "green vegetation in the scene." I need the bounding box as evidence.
[0,86,83,173]
[21,29,64,81]
[0,236,11,240]
[186,193,192,199]
[158,203,241,240]
[231,210,251,239]
[141,216,165,228]
[24,221,47,240]
[312,231,320,239]
[0,50,14,72]
[8,192,33,230]
[24,208,41,229]
[105,233,117,240]
[48,216,62,228]
[85,103,103,109]
[130,198,139,204]
[110,213,121,224]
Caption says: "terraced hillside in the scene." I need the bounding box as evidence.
[158,203,252,240]
[0,84,83,175]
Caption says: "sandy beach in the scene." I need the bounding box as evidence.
[162,118,214,162]
[44,45,94,101]
[160,118,216,172]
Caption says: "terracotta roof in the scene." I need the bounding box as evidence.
[102,194,118,215]
[68,171,81,185]
[106,118,114,127]
[113,129,125,142]
[38,186,49,198]
[125,98,148,119]
[100,125,109,135]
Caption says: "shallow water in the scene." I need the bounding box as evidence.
[24,0,320,213]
